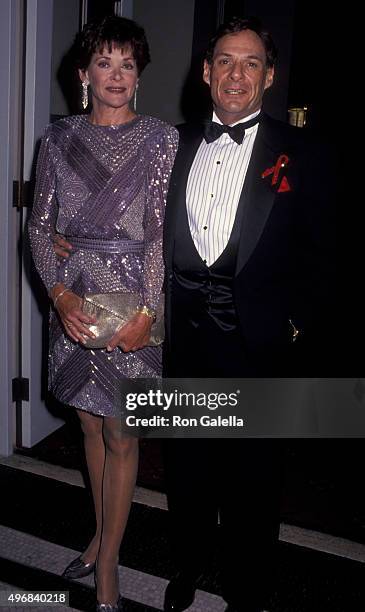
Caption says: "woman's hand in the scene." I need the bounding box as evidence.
[52,286,96,344]
[107,312,153,352]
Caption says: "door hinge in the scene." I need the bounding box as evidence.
[12,377,29,402]
[13,180,31,208]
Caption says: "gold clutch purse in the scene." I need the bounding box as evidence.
[81,292,164,349]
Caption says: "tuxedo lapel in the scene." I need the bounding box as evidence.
[164,125,203,267]
[235,118,282,276]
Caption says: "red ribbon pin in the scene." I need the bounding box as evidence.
[262,154,291,192]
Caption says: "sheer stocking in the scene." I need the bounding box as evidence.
[77,409,104,564]
[96,418,138,604]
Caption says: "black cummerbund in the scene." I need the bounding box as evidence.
[172,265,238,332]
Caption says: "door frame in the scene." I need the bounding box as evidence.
[0,0,22,456]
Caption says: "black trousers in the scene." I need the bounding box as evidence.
[163,310,283,607]
[163,438,281,607]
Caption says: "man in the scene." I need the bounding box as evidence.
[161,16,333,612]
[54,17,334,612]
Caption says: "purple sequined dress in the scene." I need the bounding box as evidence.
[29,115,178,416]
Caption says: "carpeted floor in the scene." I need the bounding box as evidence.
[15,422,365,544]
[0,463,364,611]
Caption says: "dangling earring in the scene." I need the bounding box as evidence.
[81,80,89,110]
[133,82,139,111]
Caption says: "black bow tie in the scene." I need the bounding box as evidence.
[203,113,261,145]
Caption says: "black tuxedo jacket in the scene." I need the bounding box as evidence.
[163,113,335,373]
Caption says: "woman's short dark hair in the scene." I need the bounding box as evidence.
[205,16,277,68]
[75,15,150,75]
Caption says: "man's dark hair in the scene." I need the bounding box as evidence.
[74,15,150,75]
[205,16,277,68]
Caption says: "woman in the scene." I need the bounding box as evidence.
[29,15,178,611]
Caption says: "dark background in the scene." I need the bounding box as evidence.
[84,0,338,135]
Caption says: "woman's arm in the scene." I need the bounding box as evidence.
[28,126,60,293]
[28,126,95,343]
[140,126,179,312]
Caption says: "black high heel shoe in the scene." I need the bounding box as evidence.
[62,555,96,580]
[96,594,123,611]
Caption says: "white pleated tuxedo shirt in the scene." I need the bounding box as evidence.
[186,109,260,266]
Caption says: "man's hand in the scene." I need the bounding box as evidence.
[54,234,72,258]
[107,312,153,352]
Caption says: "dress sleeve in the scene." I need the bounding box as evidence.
[28,126,60,292]
[141,126,179,311]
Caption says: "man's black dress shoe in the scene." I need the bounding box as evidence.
[62,555,96,580]
[163,574,196,611]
